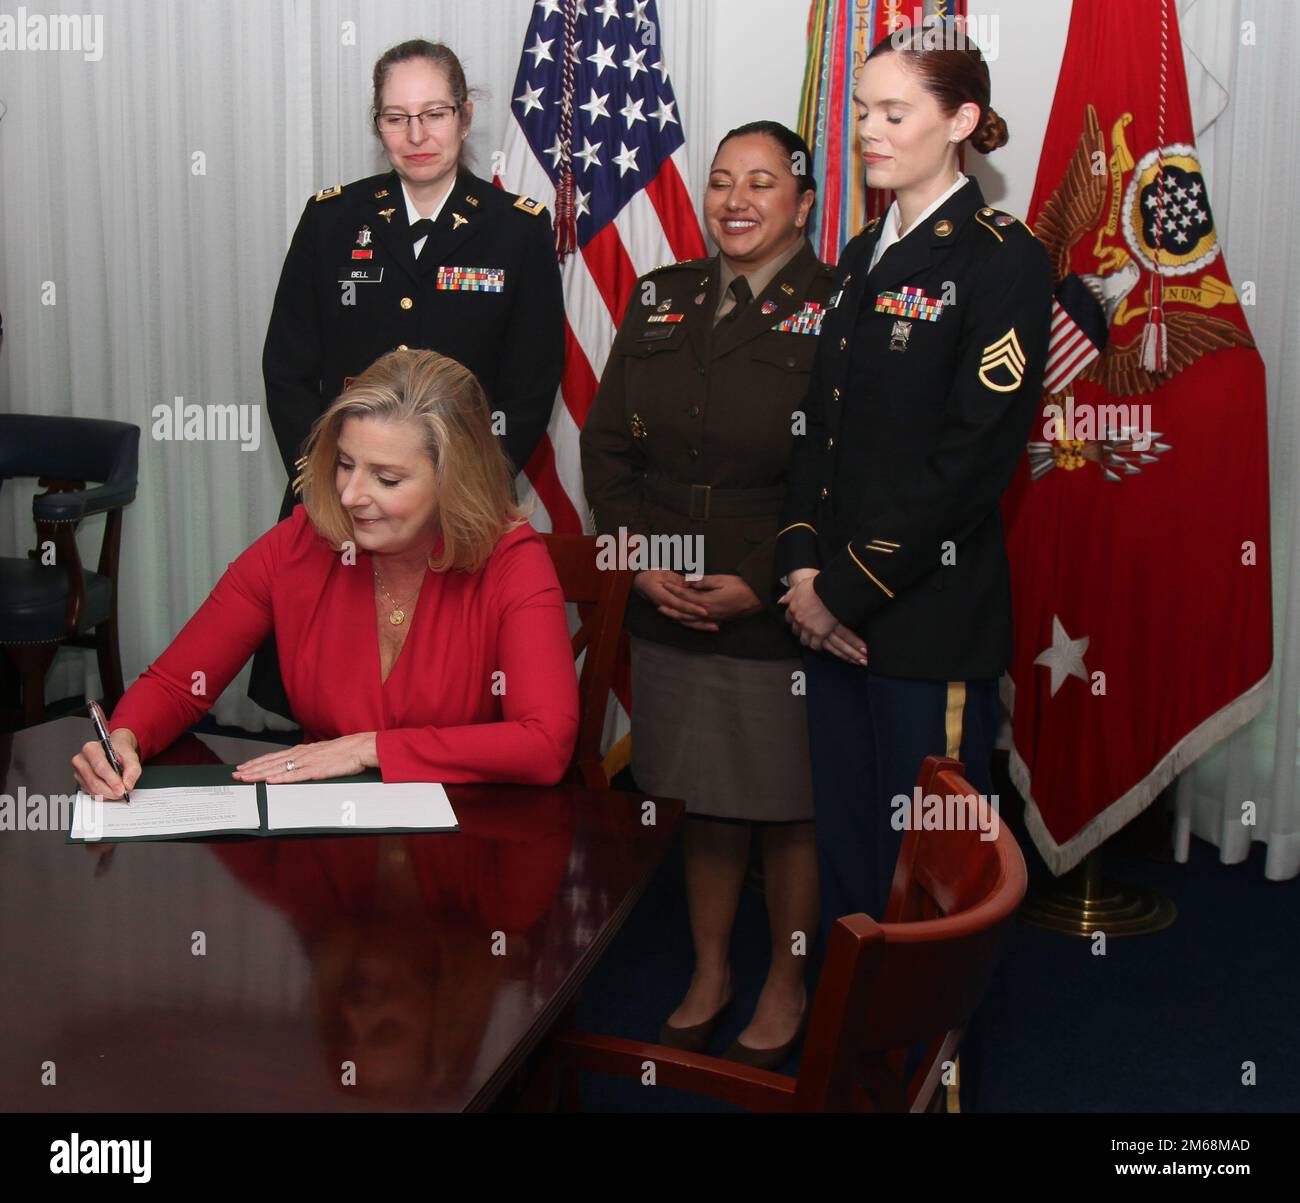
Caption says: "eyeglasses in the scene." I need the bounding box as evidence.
[374,105,462,134]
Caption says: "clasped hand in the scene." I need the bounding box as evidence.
[634,570,762,632]
[779,570,869,667]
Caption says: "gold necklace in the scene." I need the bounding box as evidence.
[374,563,421,626]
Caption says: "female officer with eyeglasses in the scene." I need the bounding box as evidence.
[253,38,564,720]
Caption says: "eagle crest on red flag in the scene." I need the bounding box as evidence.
[1003,0,1272,875]
[1027,104,1256,482]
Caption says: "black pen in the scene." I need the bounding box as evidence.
[88,700,131,803]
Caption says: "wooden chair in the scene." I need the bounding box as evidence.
[0,415,140,727]
[541,533,633,788]
[556,755,1028,1111]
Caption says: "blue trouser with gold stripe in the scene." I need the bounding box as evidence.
[803,654,999,932]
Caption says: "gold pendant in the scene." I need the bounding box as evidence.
[389,608,405,626]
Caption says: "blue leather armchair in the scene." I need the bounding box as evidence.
[0,415,140,726]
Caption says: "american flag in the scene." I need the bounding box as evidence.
[495,0,707,536]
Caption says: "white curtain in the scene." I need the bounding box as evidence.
[0,0,304,730]
[1171,0,1300,880]
[0,0,710,734]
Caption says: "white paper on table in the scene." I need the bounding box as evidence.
[264,781,457,832]
[70,785,260,841]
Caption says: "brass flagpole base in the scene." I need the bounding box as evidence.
[1019,850,1176,937]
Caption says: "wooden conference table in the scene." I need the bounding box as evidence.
[0,718,682,1112]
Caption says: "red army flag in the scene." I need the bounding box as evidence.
[1002,0,1272,873]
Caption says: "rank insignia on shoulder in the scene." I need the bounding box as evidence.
[975,209,1029,242]
[514,196,545,216]
[772,302,825,335]
[978,327,1026,392]
[316,184,343,202]
[865,217,881,233]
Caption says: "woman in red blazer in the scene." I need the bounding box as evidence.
[72,349,578,796]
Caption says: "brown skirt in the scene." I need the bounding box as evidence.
[630,637,814,822]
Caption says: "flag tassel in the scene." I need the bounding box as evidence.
[1140,275,1168,373]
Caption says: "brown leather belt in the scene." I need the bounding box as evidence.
[644,475,787,521]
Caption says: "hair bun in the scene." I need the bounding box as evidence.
[969,106,1008,154]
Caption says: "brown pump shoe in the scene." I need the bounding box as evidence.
[721,1010,808,1071]
[657,990,736,1054]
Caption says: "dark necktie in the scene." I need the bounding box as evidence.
[409,218,436,245]
[719,275,753,325]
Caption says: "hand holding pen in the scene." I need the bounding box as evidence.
[71,703,141,803]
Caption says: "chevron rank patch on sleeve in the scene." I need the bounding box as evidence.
[978,327,1027,392]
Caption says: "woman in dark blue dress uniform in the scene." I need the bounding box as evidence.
[252,39,564,719]
[778,25,1054,928]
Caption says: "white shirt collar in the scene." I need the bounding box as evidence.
[401,177,455,224]
[402,177,456,256]
[870,171,969,272]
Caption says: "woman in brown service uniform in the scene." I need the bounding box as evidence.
[581,123,831,1069]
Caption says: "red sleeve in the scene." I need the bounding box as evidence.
[109,519,288,760]
[375,530,579,786]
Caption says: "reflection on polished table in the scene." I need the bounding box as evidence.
[0,718,682,1112]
